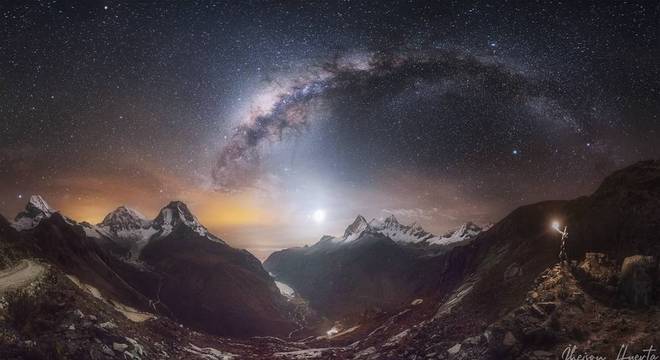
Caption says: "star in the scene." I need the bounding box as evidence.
[0,0,656,260]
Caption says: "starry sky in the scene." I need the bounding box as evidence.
[1,1,659,259]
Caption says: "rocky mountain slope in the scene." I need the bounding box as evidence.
[138,201,294,337]
[262,160,660,358]
[264,216,485,318]
[347,159,660,359]
[2,197,296,338]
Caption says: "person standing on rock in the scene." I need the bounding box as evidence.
[552,222,569,265]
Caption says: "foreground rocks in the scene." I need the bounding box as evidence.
[618,255,657,307]
[463,262,660,359]
[0,266,335,359]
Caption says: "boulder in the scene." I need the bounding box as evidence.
[113,342,129,352]
[447,343,461,355]
[578,252,616,284]
[504,263,523,281]
[100,344,114,356]
[618,255,656,307]
[535,302,557,314]
[503,332,517,347]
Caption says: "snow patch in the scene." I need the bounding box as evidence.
[434,279,475,318]
[320,325,359,339]
[384,329,411,347]
[411,298,423,306]
[275,281,295,299]
[273,347,343,359]
[183,343,236,360]
[30,195,52,211]
[154,202,208,237]
[65,274,156,322]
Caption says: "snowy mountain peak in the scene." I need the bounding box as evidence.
[12,194,57,231]
[410,223,424,233]
[27,195,55,215]
[327,214,485,247]
[459,222,481,234]
[99,206,149,233]
[383,214,400,226]
[153,201,207,237]
[342,215,371,241]
[428,222,484,246]
[369,216,433,244]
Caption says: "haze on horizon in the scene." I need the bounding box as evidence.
[1,1,658,259]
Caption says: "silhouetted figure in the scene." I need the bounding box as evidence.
[552,222,569,265]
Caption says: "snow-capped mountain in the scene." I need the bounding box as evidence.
[99,206,150,234]
[95,201,222,259]
[341,215,371,242]
[370,214,438,244]
[2,195,296,338]
[12,195,57,231]
[265,213,486,316]
[428,221,486,246]
[334,214,484,246]
[95,206,156,259]
[151,201,208,238]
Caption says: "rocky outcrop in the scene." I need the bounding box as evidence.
[565,160,660,261]
[438,263,660,360]
[578,252,617,284]
[0,215,29,268]
[618,255,657,307]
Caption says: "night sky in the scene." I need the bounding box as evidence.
[1,1,659,259]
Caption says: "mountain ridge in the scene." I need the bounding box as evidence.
[4,196,297,338]
[327,213,485,247]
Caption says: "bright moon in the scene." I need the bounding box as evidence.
[312,209,326,223]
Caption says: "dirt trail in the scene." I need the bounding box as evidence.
[0,259,45,294]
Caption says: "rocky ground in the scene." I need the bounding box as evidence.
[0,262,331,359]
[2,253,659,359]
[369,254,660,360]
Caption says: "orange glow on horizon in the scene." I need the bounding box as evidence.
[53,188,277,230]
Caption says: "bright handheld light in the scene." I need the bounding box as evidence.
[551,220,566,235]
[552,221,561,231]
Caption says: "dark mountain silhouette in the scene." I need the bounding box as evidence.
[4,197,296,338]
[137,201,295,337]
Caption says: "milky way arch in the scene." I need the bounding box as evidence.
[212,49,577,191]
